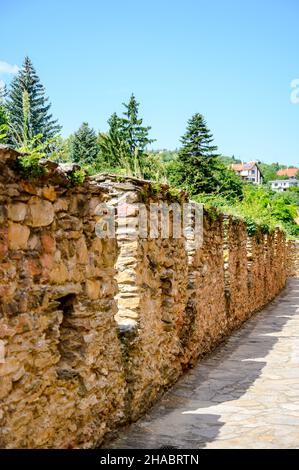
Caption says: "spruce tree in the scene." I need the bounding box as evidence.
[71,122,99,165]
[119,94,155,176]
[172,113,220,195]
[120,94,155,156]
[99,96,155,177]
[98,113,126,168]
[7,56,61,146]
[108,112,123,145]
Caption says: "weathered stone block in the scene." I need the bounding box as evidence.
[28,198,54,227]
[24,259,42,277]
[28,234,40,250]
[117,296,139,309]
[0,376,12,400]
[8,222,30,250]
[49,263,69,284]
[76,237,89,264]
[7,203,27,222]
[41,233,56,254]
[0,358,20,377]
[40,253,55,272]
[43,186,57,202]
[0,241,8,260]
[86,280,101,300]
[54,199,69,212]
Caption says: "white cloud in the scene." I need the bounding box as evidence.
[0,79,5,90]
[0,60,19,74]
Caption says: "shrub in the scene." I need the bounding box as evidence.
[68,168,86,186]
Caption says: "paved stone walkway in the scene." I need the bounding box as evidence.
[109,278,299,449]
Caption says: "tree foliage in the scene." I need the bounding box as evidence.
[70,122,99,165]
[17,134,56,178]
[120,94,155,156]
[99,94,155,177]
[259,162,287,183]
[0,85,8,143]
[7,56,61,146]
[219,155,242,165]
[168,113,242,200]
[168,113,219,194]
[198,184,299,238]
[98,113,129,171]
[141,152,167,181]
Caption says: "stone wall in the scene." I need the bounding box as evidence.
[0,148,127,448]
[287,240,299,277]
[0,147,290,448]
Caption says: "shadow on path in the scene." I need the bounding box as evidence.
[108,278,299,449]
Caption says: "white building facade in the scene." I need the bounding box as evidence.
[269,179,299,192]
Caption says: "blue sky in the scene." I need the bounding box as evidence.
[1,0,299,165]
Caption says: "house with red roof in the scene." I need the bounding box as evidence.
[276,168,298,178]
[230,161,263,184]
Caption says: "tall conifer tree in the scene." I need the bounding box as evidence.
[120,94,155,156]
[173,113,220,194]
[98,113,126,168]
[99,95,155,177]
[71,122,99,165]
[7,56,61,146]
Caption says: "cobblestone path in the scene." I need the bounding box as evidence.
[109,278,299,449]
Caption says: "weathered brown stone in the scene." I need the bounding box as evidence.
[0,376,12,400]
[0,283,16,300]
[49,263,69,284]
[0,358,20,377]
[0,205,7,224]
[28,197,54,227]
[0,241,8,260]
[91,238,102,254]
[0,226,8,240]
[43,186,57,202]
[28,234,40,250]
[288,240,299,277]
[8,222,30,250]
[7,203,27,222]
[25,259,42,277]
[41,233,56,254]
[0,322,15,338]
[20,180,38,195]
[86,280,101,300]
[54,199,69,212]
[76,237,89,264]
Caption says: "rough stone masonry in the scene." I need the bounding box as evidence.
[0,145,293,448]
